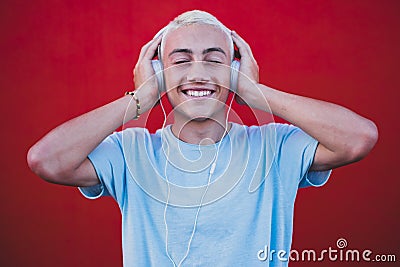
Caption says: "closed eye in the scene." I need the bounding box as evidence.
[174,60,190,64]
[207,60,222,64]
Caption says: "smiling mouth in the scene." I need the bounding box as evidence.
[181,89,215,98]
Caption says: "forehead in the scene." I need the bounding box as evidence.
[163,24,231,56]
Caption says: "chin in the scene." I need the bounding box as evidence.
[191,116,211,122]
[174,108,216,122]
[182,112,213,122]
[170,99,227,123]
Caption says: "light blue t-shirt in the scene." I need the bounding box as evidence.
[79,123,331,266]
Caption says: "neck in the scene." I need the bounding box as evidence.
[171,114,231,145]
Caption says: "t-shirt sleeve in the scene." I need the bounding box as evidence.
[273,123,331,188]
[78,132,127,204]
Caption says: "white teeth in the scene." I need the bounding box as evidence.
[185,90,212,97]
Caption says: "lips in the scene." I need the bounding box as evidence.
[180,87,216,98]
[184,90,213,97]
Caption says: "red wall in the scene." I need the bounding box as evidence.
[1,0,399,266]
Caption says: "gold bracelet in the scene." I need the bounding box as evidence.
[125,91,141,119]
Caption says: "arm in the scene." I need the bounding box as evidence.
[27,35,162,186]
[232,31,378,171]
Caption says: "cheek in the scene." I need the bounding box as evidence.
[165,90,179,107]
[219,89,230,104]
[163,63,232,89]
[210,65,231,89]
[164,65,188,91]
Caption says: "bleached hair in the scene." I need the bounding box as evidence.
[157,10,234,60]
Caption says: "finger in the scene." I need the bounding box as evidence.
[138,41,152,61]
[143,34,163,60]
[154,26,167,39]
[137,34,162,60]
[231,31,255,59]
[138,34,163,61]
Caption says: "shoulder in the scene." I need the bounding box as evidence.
[232,122,299,140]
[234,123,315,155]
[92,127,154,155]
[113,127,152,143]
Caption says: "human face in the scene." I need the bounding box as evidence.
[162,24,232,122]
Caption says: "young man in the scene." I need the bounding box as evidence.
[27,10,378,266]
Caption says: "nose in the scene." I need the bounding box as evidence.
[186,61,211,83]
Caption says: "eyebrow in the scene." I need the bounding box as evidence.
[168,47,227,57]
[203,47,226,56]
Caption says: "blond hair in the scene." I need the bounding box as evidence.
[157,10,234,60]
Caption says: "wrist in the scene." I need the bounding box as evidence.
[237,81,261,106]
[238,83,277,114]
[127,88,158,116]
[125,91,141,119]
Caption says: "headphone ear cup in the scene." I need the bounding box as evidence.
[230,60,240,93]
[151,59,165,93]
